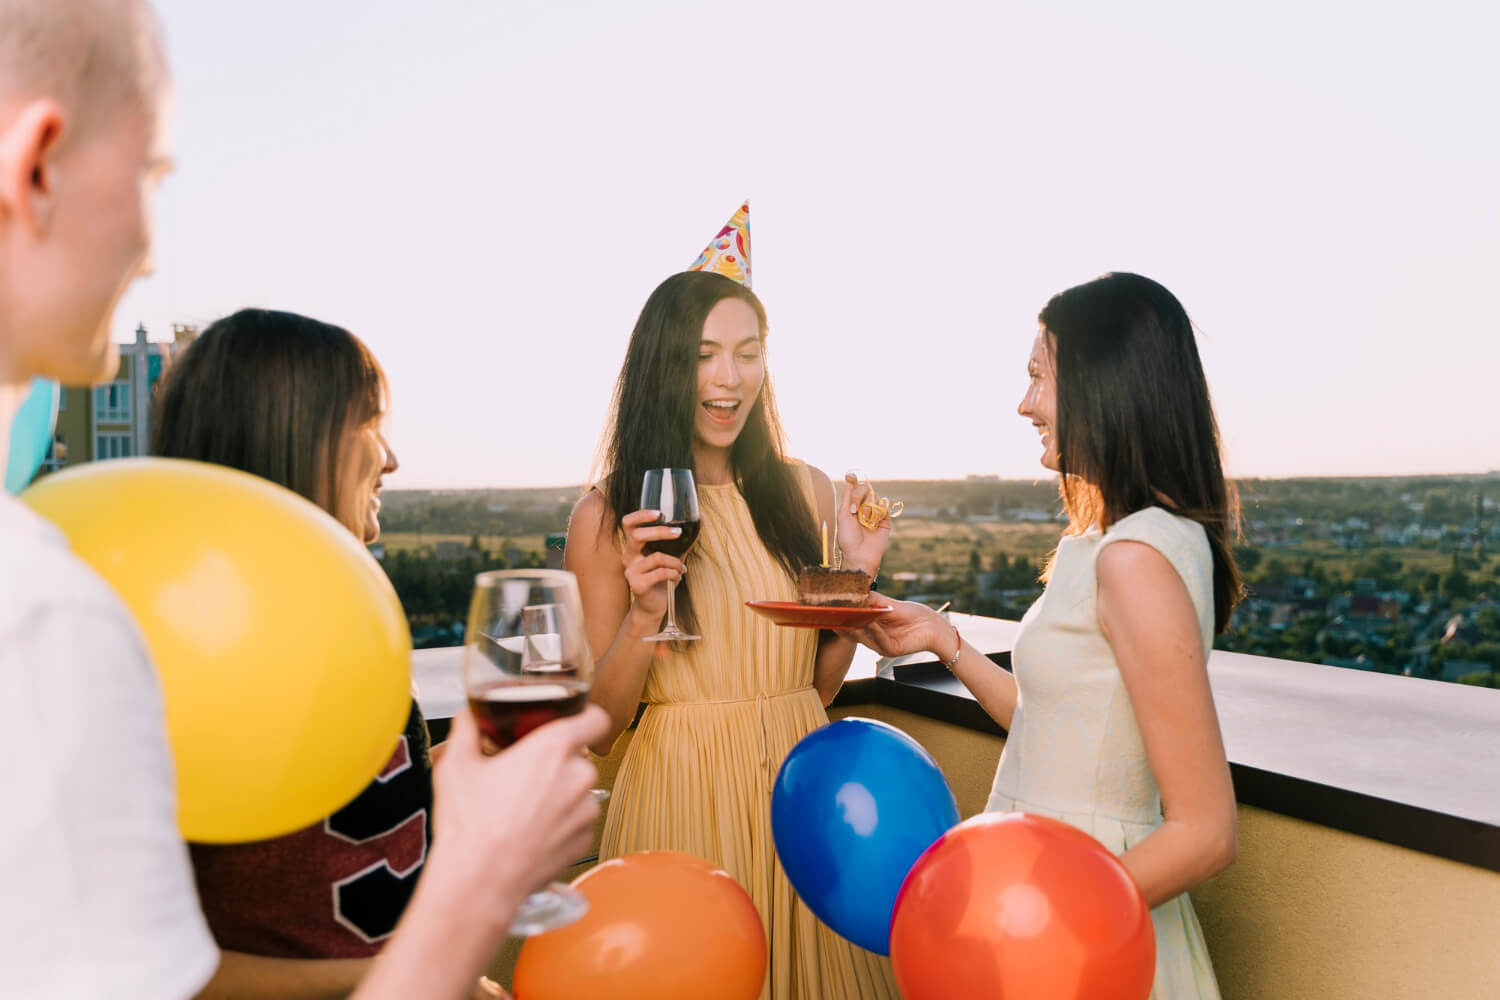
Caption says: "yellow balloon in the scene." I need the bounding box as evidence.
[23,457,411,843]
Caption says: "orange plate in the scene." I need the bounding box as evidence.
[745,601,892,629]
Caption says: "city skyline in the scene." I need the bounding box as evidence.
[114,0,1500,488]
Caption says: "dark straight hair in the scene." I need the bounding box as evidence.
[150,308,388,534]
[595,271,819,628]
[1040,272,1243,633]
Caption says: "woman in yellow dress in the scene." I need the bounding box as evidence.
[848,272,1241,999]
[566,268,900,999]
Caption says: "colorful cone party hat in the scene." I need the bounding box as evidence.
[689,201,752,287]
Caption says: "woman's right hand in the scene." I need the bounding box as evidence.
[840,593,949,659]
[619,509,686,627]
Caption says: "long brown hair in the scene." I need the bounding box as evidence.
[594,272,819,629]
[1040,273,1243,633]
[150,308,387,535]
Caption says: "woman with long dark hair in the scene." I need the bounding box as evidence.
[849,273,1242,999]
[567,269,900,998]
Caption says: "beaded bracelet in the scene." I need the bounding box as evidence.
[940,622,962,670]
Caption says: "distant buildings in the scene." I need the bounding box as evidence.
[1439,659,1491,683]
[42,323,198,475]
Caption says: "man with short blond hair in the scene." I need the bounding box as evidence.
[1,4,604,998]
[0,2,214,996]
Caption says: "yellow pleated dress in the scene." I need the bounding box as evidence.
[600,468,900,1000]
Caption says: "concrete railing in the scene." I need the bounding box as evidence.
[416,622,1500,999]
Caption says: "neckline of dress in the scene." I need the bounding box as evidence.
[1071,505,1176,541]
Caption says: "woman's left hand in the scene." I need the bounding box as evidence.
[837,473,892,577]
[835,593,944,659]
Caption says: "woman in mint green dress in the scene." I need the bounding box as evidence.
[850,272,1242,999]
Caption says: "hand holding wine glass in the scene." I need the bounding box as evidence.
[430,705,605,909]
[367,703,604,1000]
[618,508,688,627]
[463,569,601,935]
[638,468,702,642]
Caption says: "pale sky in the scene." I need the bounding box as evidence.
[117,0,1500,488]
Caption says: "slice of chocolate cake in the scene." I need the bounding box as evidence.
[797,567,872,607]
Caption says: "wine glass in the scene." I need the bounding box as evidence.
[463,568,595,935]
[519,603,611,805]
[639,468,702,642]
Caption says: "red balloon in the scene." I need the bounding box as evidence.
[513,851,766,1000]
[890,813,1155,1000]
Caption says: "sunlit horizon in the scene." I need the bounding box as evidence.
[113,0,1499,489]
[375,467,1500,496]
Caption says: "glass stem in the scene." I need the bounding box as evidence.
[664,579,679,632]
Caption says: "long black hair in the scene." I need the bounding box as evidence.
[594,271,819,627]
[1040,272,1243,633]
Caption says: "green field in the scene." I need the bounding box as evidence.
[880,519,1061,576]
[1245,539,1459,577]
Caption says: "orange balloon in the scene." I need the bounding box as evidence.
[514,851,766,1000]
[890,813,1155,1000]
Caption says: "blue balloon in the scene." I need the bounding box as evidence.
[771,717,960,955]
[5,377,59,495]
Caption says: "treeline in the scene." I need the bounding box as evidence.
[380,538,547,647]
[884,548,1048,621]
[1220,547,1499,685]
[1239,548,1497,602]
[1234,475,1496,527]
[376,474,1500,665]
[379,489,580,539]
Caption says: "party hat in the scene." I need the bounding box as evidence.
[688,201,752,287]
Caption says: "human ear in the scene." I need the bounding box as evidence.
[0,99,67,236]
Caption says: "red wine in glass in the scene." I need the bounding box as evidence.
[462,569,599,936]
[640,468,701,642]
[642,517,701,559]
[468,677,590,749]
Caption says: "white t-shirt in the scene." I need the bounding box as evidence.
[0,493,217,998]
